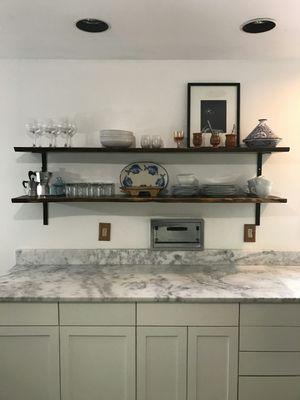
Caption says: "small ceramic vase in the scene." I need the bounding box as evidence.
[225,134,237,148]
[210,133,221,148]
[192,132,203,147]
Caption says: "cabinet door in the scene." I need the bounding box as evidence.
[137,326,187,400]
[60,326,135,400]
[0,326,60,400]
[188,327,238,400]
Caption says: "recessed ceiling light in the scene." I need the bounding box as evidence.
[241,18,276,34]
[76,18,109,33]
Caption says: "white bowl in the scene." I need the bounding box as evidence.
[177,174,199,186]
[101,137,133,148]
[100,130,133,137]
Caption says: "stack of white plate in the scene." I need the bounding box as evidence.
[100,130,134,148]
[202,184,238,196]
[171,185,200,197]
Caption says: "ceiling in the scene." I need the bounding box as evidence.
[0,0,299,59]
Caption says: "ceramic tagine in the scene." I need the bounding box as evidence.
[243,119,281,148]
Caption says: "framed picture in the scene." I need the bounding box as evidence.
[187,82,240,147]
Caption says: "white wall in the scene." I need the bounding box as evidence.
[1,60,299,271]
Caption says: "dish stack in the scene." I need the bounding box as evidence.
[171,174,200,197]
[201,184,238,197]
[100,130,134,148]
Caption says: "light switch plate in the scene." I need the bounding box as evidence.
[99,223,111,241]
[244,224,256,242]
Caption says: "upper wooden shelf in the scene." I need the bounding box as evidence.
[14,146,290,154]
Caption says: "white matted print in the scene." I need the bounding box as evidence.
[187,83,240,147]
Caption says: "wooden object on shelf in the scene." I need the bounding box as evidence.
[14,146,290,153]
[11,195,287,204]
[120,186,161,198]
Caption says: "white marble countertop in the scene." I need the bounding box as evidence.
[0,263,300,302]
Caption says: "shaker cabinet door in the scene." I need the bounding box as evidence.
[0,326,60,400]
[60,326,135,400]
[188,327,238,400]
[137,326,187,400]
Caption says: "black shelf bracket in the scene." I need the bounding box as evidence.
[42,202,49,225]
[255,152,264,226]
[41,151,48,172]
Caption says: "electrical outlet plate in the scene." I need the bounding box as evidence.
[99,223,111,241]
[244,224,256,242]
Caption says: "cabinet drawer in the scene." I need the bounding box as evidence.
[239,377,300,400]
[240,304,300,326]
[137,304,238,326]
[0,303,58,325]
[59,303,135,325]
[240,327,300,351]
[240,352,300,375]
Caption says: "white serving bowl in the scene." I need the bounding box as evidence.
[101,137,133,148]
[177,174,199,186]
[100,129,133,137]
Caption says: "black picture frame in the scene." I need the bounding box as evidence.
[187,82,240,148]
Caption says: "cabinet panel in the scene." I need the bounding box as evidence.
[137,326,187,400]
[240,304,300,326]
[239,377,300,400]
[0,326,60,400]
[240,327,300,351]
[240,352,300,375]
[0,303,58,325]
[60,303,135,325]
[188,327,238,400]
[60,326,135,400]
[137,303,238,326]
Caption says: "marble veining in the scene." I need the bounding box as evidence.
[16,249,300,266]
[1,263,300,302]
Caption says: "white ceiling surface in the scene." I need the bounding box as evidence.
[0,0,299,59]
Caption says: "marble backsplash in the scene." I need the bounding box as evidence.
[15,249,300,266]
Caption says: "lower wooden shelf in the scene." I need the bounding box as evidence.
[11,195,287,204]
[11,195,287,225]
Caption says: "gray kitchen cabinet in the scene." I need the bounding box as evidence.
[239,304,300,400]
[60,326,135,400]
[188,327,238,400]
[137,326,187,400]
[0,326,60,400]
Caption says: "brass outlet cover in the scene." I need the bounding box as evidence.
[99,223,111,241]
[244,224,256,242]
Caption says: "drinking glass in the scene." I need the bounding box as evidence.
[66,123,77,147]
[43,119,59,147]
[140,135,151,148]
[26,120,42,147]
[151,135,163,149]
[173,131,184,148]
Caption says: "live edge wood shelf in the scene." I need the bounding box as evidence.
[12,146,290,225]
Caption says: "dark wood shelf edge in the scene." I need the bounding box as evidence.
[14,146,290,154]
[11,195,287,204]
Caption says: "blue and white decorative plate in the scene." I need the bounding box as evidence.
[120,162,169,189]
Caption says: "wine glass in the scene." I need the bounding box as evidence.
[140,135,151,148]
[26,120,42,147]
[57,118,70,147]
[43,119,59,147]
[66,123,77,147]
[173,130,184,148]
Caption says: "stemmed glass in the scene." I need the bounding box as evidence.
[66,123,77,147]
[26,120,42,147]
[43,119,59,147]
[173,130,184,148]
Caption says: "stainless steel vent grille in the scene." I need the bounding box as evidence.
[151,219,204,250]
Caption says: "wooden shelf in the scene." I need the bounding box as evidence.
[14,146,290,154]
[11,195,287,204]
